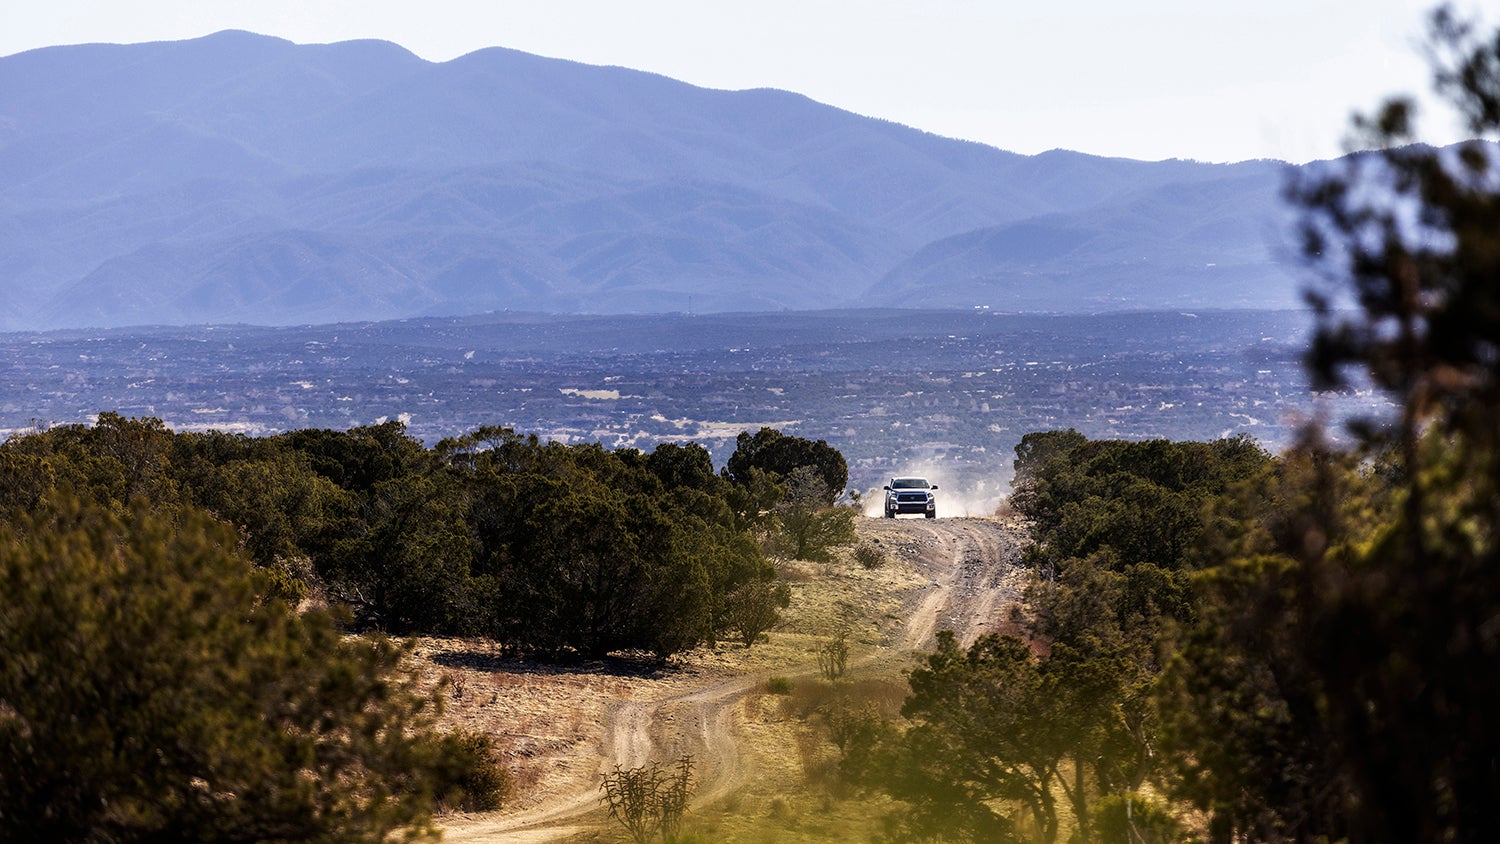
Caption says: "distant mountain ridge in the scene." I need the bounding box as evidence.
[0,30,1299,329]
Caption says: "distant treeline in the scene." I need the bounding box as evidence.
[0,414,848,659]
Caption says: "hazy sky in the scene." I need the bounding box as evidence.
[0,0,1472,163]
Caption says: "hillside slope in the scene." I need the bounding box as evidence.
[1,31,1293,328]
[868,165,1298,310]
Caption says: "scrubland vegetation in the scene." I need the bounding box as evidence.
[786,9,1500,841]
[3,6,1498,842]
[0,420,849,660]
[0,416,849,840]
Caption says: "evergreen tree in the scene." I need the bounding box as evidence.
[0,492,454,842]
[1164,7,1500,839]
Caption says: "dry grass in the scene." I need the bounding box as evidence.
[415,515,1025,842]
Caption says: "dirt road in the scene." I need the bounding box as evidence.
[868,517,1029,650]
[440,516,1027,842]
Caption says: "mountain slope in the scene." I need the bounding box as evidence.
[867,166,1298,310]
[0,31,1296,329]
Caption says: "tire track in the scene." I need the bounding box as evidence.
[882,517,1026,650]
[440,516,1025,841]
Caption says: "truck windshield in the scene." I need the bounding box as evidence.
[892,478,929,489]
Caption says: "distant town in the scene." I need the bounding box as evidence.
[0,308,1389,510]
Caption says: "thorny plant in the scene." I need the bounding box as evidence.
[600,755,694,843]
[817,631,849,681]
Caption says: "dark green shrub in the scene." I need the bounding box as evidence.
[433,729,511,812]
[1092,792,1181,843]
[0,492,453,842]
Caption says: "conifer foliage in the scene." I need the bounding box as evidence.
[0,493,451,842]
[0,421,845,659]
[1168,6,1500,839]
[841,7,1500,842]
[0,419,846,837]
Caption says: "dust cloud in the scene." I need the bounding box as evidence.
[858,462,1010,519]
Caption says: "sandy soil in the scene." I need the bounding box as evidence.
[429,514,1030,842]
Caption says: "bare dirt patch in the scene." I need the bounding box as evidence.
[425,514,1029,842]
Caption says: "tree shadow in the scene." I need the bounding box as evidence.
[427,641,674,680]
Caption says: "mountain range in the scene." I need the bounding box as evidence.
[0,30,1302,330]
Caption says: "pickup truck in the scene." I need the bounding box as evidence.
[883,477,937,519]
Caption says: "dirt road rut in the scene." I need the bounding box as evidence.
[440,516,1027,842]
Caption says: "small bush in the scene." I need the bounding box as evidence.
[259,557,310,604]
[434,729,511,812]
[851,541,886,570]
[1092,792,1182,844]
[724,579,792,648]
[764,675,793,695]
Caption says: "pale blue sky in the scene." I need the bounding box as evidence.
[0,0,1470,163]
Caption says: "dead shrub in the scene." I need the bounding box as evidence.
[795,726,841,792]
[781,676,905,722]
[816,631,848,681]
[851,541,886,570]
[774,559,814,583]
[600,755,694,844]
